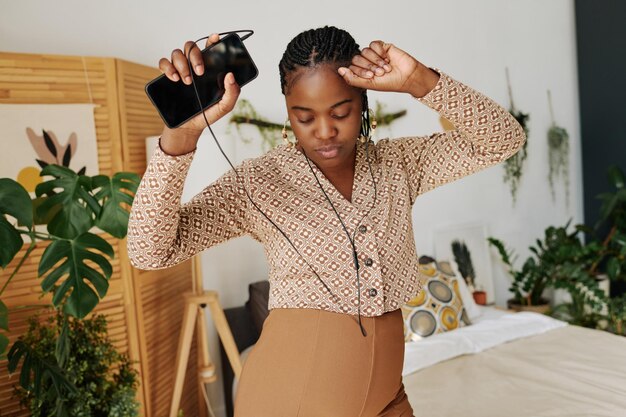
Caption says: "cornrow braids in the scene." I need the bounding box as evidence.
[279,25,360,95]
[279,25,372,138]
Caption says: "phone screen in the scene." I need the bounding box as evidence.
[145,33,259,129]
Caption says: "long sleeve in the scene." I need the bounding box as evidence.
[126,144,250,270]
[393,68,527,203]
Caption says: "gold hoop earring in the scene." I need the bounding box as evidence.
[359,108,377,143]
[282,118,297,148]
[370,108,377,131]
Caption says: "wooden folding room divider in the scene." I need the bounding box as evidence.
[0,51,207,417]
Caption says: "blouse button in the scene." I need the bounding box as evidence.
[364,258,373,267]
[359,225,367,233]
[368,288,378,297]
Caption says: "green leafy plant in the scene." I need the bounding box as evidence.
[488,219,606,315]
[13,310,139,416]
[488,164,626,335]
[580,164,626,335]
[541,166,626,333]
[589,165,626,282]
[502,67,529,205]
[604,293,626,336]
[546,89,570,207]
[488,234,546,307]
[227,98,282,152]
[0,164,139,410]
[533,221,607,327]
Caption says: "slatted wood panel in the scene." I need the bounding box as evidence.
[0,52,135,416]
[135,266,200,417]
[114,58,203,417]
[0,52,201,416]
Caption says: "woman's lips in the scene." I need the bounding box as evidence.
[316,145,341,159]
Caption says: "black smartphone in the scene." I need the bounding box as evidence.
[145,33,259,129]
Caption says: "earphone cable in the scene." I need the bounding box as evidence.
[303,136,379,337]
[185,31,341,303]
[183,31,381,336]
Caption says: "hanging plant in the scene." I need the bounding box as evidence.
[546,89,570,208]
[503,67,529,205]
[227,99,283,152]
[227,99,407,152]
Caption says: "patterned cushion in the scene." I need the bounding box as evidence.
[401,255,472,342]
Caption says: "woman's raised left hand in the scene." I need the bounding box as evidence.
[337,40,439,98]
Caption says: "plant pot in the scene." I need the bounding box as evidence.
[507,297,551,314]
[472,290,487,305]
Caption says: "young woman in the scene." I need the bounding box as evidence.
[128,26,526,416]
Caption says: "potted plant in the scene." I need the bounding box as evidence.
[14,310,139,416]
[487,237,550,314]
[568,164,626,335]
[0,163,139,414]
[551,164,626,334]
[535,220,607,327]
[450,240,489,305]
[488,219,607,315]
[488,165,625,328]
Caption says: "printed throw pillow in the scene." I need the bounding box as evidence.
[401,255,472,342]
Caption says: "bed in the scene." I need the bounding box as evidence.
[218,282,626,417]
[403,305,626,417]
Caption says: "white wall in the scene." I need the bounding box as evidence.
[2,1,581,416]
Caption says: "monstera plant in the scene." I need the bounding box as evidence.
[0,164,139,409]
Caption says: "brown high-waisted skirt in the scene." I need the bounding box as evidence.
[233,307,415,417]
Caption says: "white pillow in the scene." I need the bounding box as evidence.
[448,259,482,320]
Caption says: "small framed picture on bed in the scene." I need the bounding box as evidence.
[433,222,496,305]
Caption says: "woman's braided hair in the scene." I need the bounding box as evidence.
[279,25,372,138]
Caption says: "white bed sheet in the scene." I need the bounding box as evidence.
[402,305,568,377]
[472,304,514,321]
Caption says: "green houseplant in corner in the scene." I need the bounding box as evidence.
[589,165,626,284]
[488,165,625,333]
[531,220,607,328]
[488,219,608,323]
[580,164,626,334]
[0,164,140,415]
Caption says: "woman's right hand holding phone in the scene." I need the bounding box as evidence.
[158,33,241,155]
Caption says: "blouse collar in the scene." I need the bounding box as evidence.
[282,139,379,216]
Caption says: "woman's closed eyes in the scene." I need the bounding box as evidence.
[297,113,350,124]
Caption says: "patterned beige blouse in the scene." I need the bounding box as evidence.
[127,68,526,317]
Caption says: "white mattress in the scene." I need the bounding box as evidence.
[402,305,568,376]
[402,314,626,416]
